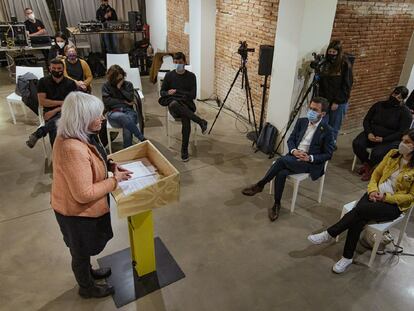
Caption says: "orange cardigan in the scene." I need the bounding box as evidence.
[51,136,117,217]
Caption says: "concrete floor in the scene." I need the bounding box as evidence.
[0,66,413,311]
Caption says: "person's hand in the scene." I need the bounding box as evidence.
[368,133,376,142]
[76,81,87,91]
[369,191,380,201]
[117,79,124,90]
[44,107,61,121]
[292,150,305,159]
[297,153,310,162]
[124,100,134,106]
[375,193,385,202]
[113,166,132,182]
[168,89,176,95]
[331,103,339,111]
[375,136,383,143]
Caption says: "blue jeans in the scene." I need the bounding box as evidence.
[107,109,144,148]
[102,33,118,54]
[323,103,348,141]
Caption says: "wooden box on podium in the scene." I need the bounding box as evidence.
[109,141,180,276]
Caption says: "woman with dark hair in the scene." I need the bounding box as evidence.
[319,40,354,143]
[102,65,146,148]
[308,129,414,274]
[48,32,69,61]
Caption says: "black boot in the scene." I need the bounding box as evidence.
[91,267,111,279]
[26,133,40,148]
[268,202,281,222]
[181,149,189,162]
[78,283,115,299]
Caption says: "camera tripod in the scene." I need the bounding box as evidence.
[208,57,258,139]
[274,72,320,155]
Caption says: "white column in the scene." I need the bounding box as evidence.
[266,0,338,151]
[189,0,216,99]
[399,32,414,92]
[145,0,167,52]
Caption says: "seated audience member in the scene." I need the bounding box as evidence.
[52,92,132,298]
[242,97,335,221]
[308,130,414,274]
[352,86,411,181]
[24,7,47,37]
[48,32,69,61]
[26,58,77,148]
[63,46,93,93]
[159,52,208,162]
[102,65,146,148]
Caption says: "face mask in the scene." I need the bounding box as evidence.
[67,53,77,62]
[388,96,401,106]
[57,42,65,49]
[326,54,337,63]
[398,142,413,156]
[51,70,63,78]
[307,109,320,123]
[175,63,185,72]
[28,14,35,21]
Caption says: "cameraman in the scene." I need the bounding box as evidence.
[318,40,353,144]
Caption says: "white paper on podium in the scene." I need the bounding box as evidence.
[118,159,158,196]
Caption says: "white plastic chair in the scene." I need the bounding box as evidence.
[106,53,131,70]
[336,201,413,267]
[166,107,198,148]
[159,55,175,71]
[351,148,372,172]
[269,161,329,213]
[125,68,146,118]
[37,105,49,160]
[106,121,123,155]
[6,66,44,124]
[157,65,192,95]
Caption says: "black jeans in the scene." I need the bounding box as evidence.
[257,155,312,204]
[34,112,60,146]
[69,248,94,288]
[168,100,203,153]
[327,193,401,259]
[352,131,399,166]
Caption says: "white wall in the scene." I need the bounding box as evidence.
[266,0,337,152]
[189,0,216,99]
[400,32,414,93]
[145,0,167,52]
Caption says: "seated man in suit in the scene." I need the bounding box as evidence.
[242,97,335,221]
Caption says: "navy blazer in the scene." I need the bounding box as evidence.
[287,118,335,180]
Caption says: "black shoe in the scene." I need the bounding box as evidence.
[200,120,208,135]
[241,184,264,196]
[91,267,111,280]
[181,151,190,162]
[26,133,39,148]
[78,283,115,299]
[268,203,281,222]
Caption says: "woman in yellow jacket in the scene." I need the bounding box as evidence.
[308,129,414,273]
[63,46,93,93]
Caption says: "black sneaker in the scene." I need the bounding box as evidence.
[78,283,115,299]
[200,120,208,135]
[26,133,39,148]
[181,151,190,162]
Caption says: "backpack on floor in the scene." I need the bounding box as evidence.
[255,122,278,158]
[86,52,106,78]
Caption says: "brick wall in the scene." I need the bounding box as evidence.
[331,0,414,130]
[215,0,279,123]
[166,0,190,60]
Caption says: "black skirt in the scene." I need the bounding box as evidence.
[55,211,113,257]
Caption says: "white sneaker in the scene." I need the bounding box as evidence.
[307,231,333,245]
[332,257,353,274]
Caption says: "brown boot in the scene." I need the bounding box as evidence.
[242,183,263,196]
[356,162,369,176]
[268,203,281,222]
[361,165,373,181]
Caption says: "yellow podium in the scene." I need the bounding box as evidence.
[109,141,180,277]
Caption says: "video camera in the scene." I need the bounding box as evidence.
[310,52,327,72]
[238,41,255,61]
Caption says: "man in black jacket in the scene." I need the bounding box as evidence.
[352,86,411,181]
[96,0,118,54]
[160,52,208,162]
[242,97,335,221]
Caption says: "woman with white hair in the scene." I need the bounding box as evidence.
[52,92,131,298]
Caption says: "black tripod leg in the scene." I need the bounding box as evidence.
[208,67,242,134]
[243,68,259,140]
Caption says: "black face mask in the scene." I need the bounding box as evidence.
[326,54,338,63]
[388,96,401,106]
[51,70,63,78]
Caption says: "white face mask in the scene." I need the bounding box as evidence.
[28,13,35,21]
[57,42,65,49]
[398,142,413,156]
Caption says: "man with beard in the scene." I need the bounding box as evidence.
[352,86,411,181]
